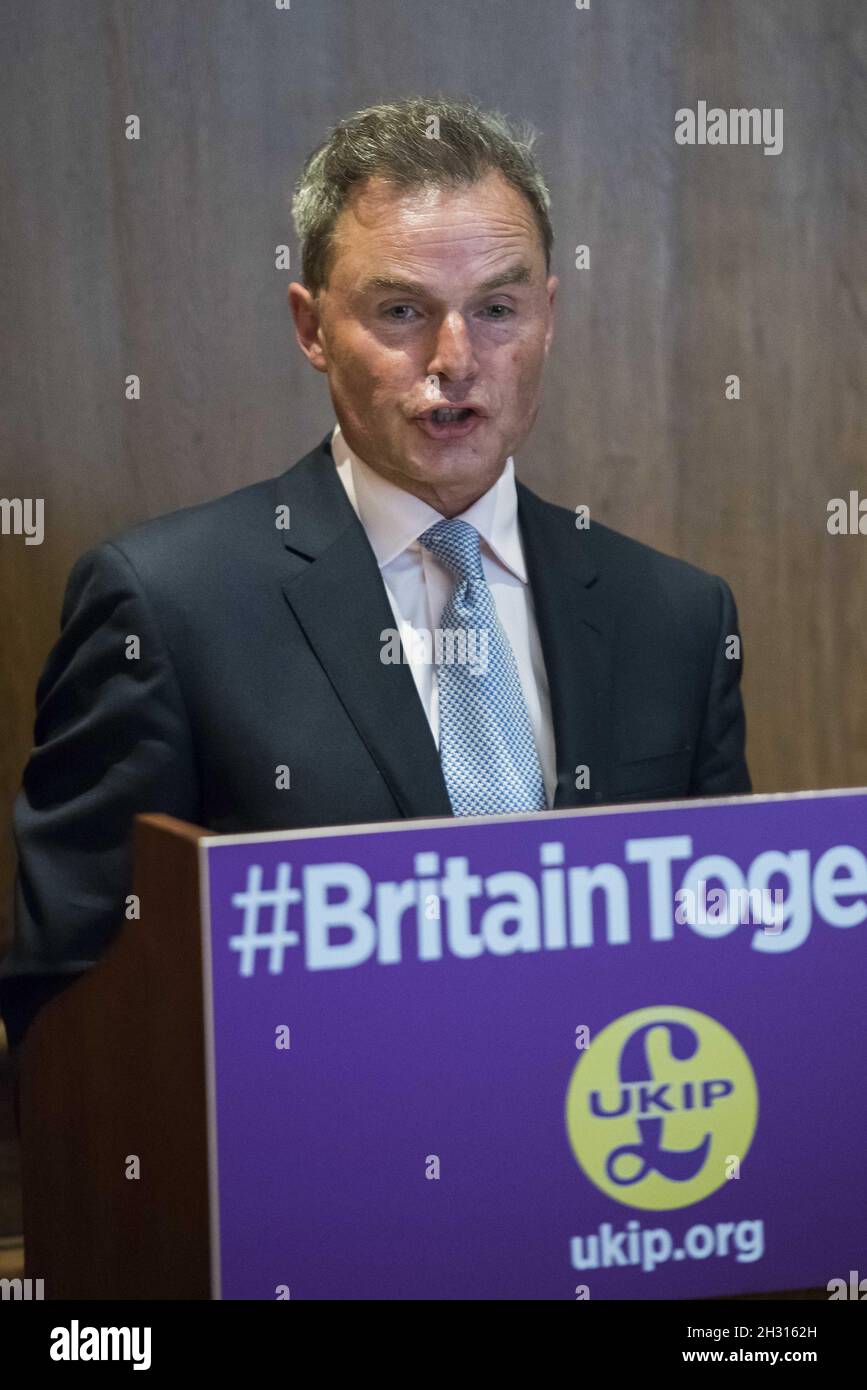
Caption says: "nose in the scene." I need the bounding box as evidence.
[426,310,479,385]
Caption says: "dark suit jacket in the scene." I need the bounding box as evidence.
[0,433,751,1049]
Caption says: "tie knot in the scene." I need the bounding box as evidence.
[418,518,484,584]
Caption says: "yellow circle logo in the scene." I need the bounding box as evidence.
[565,1006,758,1210]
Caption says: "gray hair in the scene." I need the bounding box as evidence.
[291,95,553,295]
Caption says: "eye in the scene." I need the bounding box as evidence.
[384,304,419,321]
[481,303,514,319]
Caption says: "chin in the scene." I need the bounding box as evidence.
[410,448,488,474]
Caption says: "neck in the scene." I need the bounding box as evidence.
[402,479,490,517]
[366,457,506,518]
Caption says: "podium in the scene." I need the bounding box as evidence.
[19,815,211,1299]
[17,789,867,1299]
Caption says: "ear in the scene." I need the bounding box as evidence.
[544,274,558,355]
[289,282,328,373]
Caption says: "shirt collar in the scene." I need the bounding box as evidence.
[331,422,528,582]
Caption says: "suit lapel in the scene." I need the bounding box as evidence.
[517,483,613,809]
[275,436,453,820]
[274,437,612,819]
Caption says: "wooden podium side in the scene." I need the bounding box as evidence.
[17,814,212,1299]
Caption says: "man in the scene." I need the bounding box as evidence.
[0,97,750,1052]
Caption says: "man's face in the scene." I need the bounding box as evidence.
[289,170,557,515]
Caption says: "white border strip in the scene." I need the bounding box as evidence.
[198,837,222,1301]
[197,785,867,850]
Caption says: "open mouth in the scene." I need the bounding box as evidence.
[426,407,475,424]
[414,406,483,440]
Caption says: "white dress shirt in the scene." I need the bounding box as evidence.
[331,422,557,808]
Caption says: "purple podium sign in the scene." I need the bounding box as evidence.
[199,788,867,1300]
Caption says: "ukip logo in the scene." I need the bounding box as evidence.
[565,1006,758,1210]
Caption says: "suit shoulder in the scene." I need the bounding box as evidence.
[85,438,333,587]
[591,518,724,597]
[523,486,727,599]
[108,473,282,560]
[65,473,292,605]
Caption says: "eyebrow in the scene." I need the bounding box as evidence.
[357,264,534,298]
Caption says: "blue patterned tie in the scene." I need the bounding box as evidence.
[418,518,548,816]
